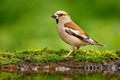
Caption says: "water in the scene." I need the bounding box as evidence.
[0,71,120,80]
[0,65,120,80]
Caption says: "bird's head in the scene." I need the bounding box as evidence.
[51,10,71,23]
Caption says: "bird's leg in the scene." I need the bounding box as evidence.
[64,46,75,58]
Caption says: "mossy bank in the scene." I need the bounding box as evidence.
[0,48,120,66]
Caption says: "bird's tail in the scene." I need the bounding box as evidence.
[93,40,106,47]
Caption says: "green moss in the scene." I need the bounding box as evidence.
[74,49,117,62]
[0,50,20,65]
[0,48,119,65]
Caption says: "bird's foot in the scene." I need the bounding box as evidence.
[63,54,73,58]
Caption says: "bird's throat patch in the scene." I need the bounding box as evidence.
[56,19,58,24]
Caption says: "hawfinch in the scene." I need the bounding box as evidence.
[51,10,104,57]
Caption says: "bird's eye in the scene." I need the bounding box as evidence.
[58,13,64,17]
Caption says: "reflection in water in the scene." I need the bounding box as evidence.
[62,77,73,80]
[0,71,120,80]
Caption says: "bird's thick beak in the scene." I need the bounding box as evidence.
[51,14,57,19]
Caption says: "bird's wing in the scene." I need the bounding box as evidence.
[64,27,94,44]
[64,22,104,46]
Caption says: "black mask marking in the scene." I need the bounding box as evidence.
[56,19,58,24]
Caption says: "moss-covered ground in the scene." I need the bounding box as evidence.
[0,48,119,65]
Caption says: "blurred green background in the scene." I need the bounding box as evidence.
[0,0,120,51]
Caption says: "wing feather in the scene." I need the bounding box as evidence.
[64,27,104,46]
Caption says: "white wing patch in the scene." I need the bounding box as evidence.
[81,35,95,44]
[64,27,79,35]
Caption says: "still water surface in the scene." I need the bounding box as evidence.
[0,70,120,80]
